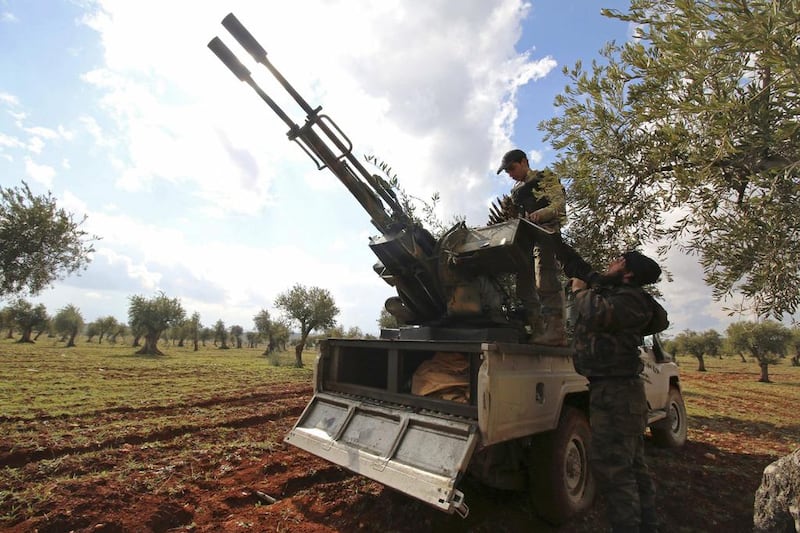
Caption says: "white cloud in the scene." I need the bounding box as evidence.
[0,132,24,149]
[24,157,56,188]
[24,1,586,333]
[0,92,20,106]
[24,126,61,140]
[26,136,44,154]
[72,0,552,226]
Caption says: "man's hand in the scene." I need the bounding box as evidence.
[527,208,550,223]
[571,277,587,292]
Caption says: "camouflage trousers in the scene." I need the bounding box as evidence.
[589,378,659,533]
[516,240,564,321]
[533,237,563,318]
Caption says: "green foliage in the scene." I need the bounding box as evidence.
[253,308,288,354]
[188,311,202,351]
[671,329,722,370]
[726,319,792,381]
[542,0,800,318]
[213,319,228,349]
[378,307,400,329]
[128,292,185,355]
[8,298,48,343]
[275,284,339,367]
[53,304,84,347]
[91,315,119,344]
[364,155,463,237]
[229,324,243,348]
[0,182,96,297]
[321,324,364,339]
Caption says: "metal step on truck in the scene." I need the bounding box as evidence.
[208,13,688,525]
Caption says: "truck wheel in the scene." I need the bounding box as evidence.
[529,406,595,525]
[650,386,687,448]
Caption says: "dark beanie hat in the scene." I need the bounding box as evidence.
[622,251,661,285]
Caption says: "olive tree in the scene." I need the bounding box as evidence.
[9,299,48,343]
[671,329,722,371]
[213,319,228,349]
[53,304,84,347]
[378,308,400,330]
[0,182,95,297]
[253,308,274,355]
[188,312,202,352]
[542,0,800,319]
[230,325,244,348]
[0,306,14,338]
[91,315,119,344]
[275,284,339,367]
[127,293,185,356]
[726,320,792,382]
[790,326,800,367]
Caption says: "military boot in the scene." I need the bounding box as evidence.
[531,316,568,346]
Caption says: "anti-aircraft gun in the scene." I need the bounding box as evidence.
[208,13,551,343]
[207,14,687,523]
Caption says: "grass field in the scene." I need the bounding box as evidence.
[1,337,798,532]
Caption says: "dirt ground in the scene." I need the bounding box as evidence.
[0,377,795,533]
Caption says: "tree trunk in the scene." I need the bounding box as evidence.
[739,353,747,363]
[696,355,706,372]
[295,333,309,368]
[193,338,199,352]
[6,328,14,339]
[136,333,164,355]
[16,327,34,343]
[66,331,77,348]
[758,361,771,383]
[132,335,141,347]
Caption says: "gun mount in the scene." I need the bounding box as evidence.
[209,14,552,341]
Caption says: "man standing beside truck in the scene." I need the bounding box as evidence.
[551,238,668,533]
[496,149,567,346]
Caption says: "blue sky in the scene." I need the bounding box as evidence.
[0,0,740,336]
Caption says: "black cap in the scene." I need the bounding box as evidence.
[496,149,527,174]
[622,251,662,285]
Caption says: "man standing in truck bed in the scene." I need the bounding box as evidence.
[496,149,567,346]
[552,237,668,533]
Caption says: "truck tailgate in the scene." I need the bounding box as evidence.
[285,392,478,517]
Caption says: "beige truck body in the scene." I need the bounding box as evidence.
[285,334,684,520]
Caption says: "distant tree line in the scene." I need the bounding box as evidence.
[0,282,385,367]
[662,321,800,383]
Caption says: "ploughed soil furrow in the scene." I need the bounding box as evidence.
[0,403,306,468]
[0,384,312,423]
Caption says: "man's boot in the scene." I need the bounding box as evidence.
[531,316,568,346]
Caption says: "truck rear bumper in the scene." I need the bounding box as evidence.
[284,392,478,517]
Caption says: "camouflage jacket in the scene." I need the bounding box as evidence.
[572,284,662,377]
[510,169,566,230]
[553,237,668,377]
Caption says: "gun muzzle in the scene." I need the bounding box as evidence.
[207,37,250,82]
[222,13,268,63]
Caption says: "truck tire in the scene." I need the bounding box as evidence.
[650,386,687,448]
[529,406,595,525]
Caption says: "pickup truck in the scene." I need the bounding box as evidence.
[205,15,687,525]
[285,332,687,524]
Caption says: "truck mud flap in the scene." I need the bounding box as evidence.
[285,392,478,517]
